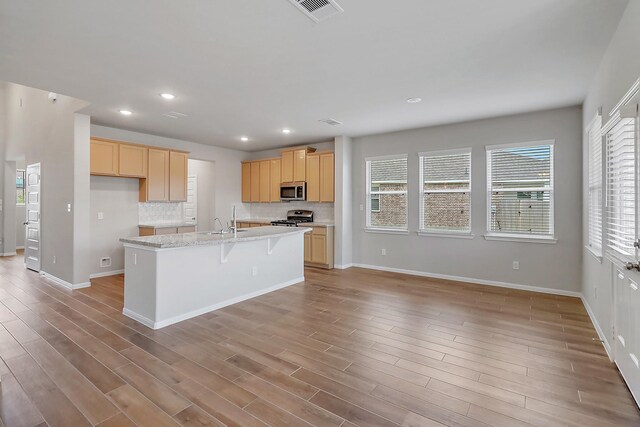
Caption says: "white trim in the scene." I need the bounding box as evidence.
[40,271,91,290]
[1,252,17,257]
[349,263,580,297]
[334,263,354,270]
[364,227,409,235]
[15,246,24,250]
[483,234,557,244]
[581,296,613,361]
[365,153,408,162]
[418,147,471,157]
[417,231,474,239]
[90,269,124,279]
[485,139,555,151]
[584,245,603,264]
[609,77,640,117]
[123,275,305,329]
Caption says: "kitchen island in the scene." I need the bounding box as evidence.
[120,226,309,329]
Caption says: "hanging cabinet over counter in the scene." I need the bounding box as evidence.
[89,137,189,202]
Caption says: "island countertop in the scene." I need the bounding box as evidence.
[120,226,310,249]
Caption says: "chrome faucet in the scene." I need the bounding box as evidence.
[214,217,224,232]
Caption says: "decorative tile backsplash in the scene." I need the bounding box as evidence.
[248,202,334,222]
[139,202,184,224]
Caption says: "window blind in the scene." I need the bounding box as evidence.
[606,117,636,260]
[587,114,603,254]
[486,143,554,237]
[419,150,471,233]
[366,156,408,229]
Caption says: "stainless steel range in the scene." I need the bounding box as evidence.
[271,210,313,227]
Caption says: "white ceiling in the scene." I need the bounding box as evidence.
[0,0,628,151]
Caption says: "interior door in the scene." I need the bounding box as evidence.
[615,265,640,403]
[24,163,41,272]
[184,175,197,227]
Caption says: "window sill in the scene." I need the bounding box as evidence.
[417,231,474,239]
[483,234,557,244]
[585,246,603,264]
[364,228,409,235]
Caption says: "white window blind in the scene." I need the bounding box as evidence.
[366,155,408,230]
[486,142,554,238]
[587,114,603,255]
[606,116,636,261]
[419,149,471,234]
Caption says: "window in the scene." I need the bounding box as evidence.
[366,155,408,231]
[605,114,636,261]
[419,149,471,234]
[486,141,554,239]
[16,169,25,205]
[587,113,603,256]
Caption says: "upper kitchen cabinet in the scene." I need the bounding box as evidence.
[242,162,251,202]
[169,151,188,201]
[118,144,147,178]
[250,161,260,202]
[270,158,281,202]
[280,146,316,183]
[306,151,334,202]
[141,148,170,202]
[281,151,294,183]
[259,160,271,202]
[90,138,119,176]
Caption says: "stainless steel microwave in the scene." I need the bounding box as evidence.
[280,182,306,201]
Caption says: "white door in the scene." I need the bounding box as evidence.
[614,265,640,403]
[184,175,197,227]
[24,163,41,272]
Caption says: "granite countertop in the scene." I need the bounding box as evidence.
[237,218,335,227]
[138,222,196,229]
[120,226,310,249]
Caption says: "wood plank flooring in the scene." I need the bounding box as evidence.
[0,253,637,426]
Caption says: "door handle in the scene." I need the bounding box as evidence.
[23,221,29,225]
[625,262,640,271]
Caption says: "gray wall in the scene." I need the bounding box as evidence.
[582,1,640,350]
[351,106,583,293]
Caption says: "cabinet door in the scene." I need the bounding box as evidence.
[169,152,188,201]
[281,151,294,183]
[320,152,335,203]
[293,149,306,182]
[270,159,281,202]
[304,233,312,262]
[145,149,170,201]
[306,155,320,202]
[250,162,260,202]
[259,160,271,202]
[311,235,327,264]
[119,144,147,178]
[90,139,119,176]
[242,163,251,202]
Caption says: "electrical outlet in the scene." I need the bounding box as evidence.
[67,203,72,213]
[513,261,519,270]
[360,204,364,211]
[53,256,56,264]
[251,266,258,277]
[133,253,137,265]
[100,257,111,268]
[97,212,104,220]
[594,287,598,300]
[381,249,386,256]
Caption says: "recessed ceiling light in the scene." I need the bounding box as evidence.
[119,110,133,116]
[160,93,175,100]
[240,137,249,142]
[282,129,292,134]
[406,97,422,104]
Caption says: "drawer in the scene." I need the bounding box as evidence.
[311,227,327,236]
[155,227,178,235]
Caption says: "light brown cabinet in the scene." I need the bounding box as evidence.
[237,221,269,228]
[281,151,294,183]
[118,144,147,178]
[250,162,260,202]
[320,152,335,203]
[141,149,170,202]
[293,149,307,182]
[270,159,281,202]
[306,154,320,202]
[242,162,251,202]
[304,226,334,269]
[169,151,188,201]
[139,225,195,237]
[259,160,271,202]
[90,139,119,176]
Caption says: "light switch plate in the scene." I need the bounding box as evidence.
[97,212,104,220]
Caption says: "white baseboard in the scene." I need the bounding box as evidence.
[334,263,354,270]
[350,263,581,298]
[1,252,17,257]
[15,246,24,250]
[581,296,613,361]
[90,269,124,279]
[123,275,305,329]
[40,271,91,290]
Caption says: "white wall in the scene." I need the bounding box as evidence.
[351,106,583,294]
[334,136,353,267]
[188,159,216,231]
[90,176,139,276]
[582,1,640,352]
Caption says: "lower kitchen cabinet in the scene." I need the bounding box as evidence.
[139,225,196,236]
[304,226,334,269]
[237,221,268,229]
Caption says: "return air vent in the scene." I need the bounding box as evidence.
[319,118,343,126]
[163,111,188,119]
[288,0,344,23]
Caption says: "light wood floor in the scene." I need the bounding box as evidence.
[0,255,637,427]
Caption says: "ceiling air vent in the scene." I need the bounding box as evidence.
[319,118,343,126]
[288,0,344,23]
[163,112,188,119]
